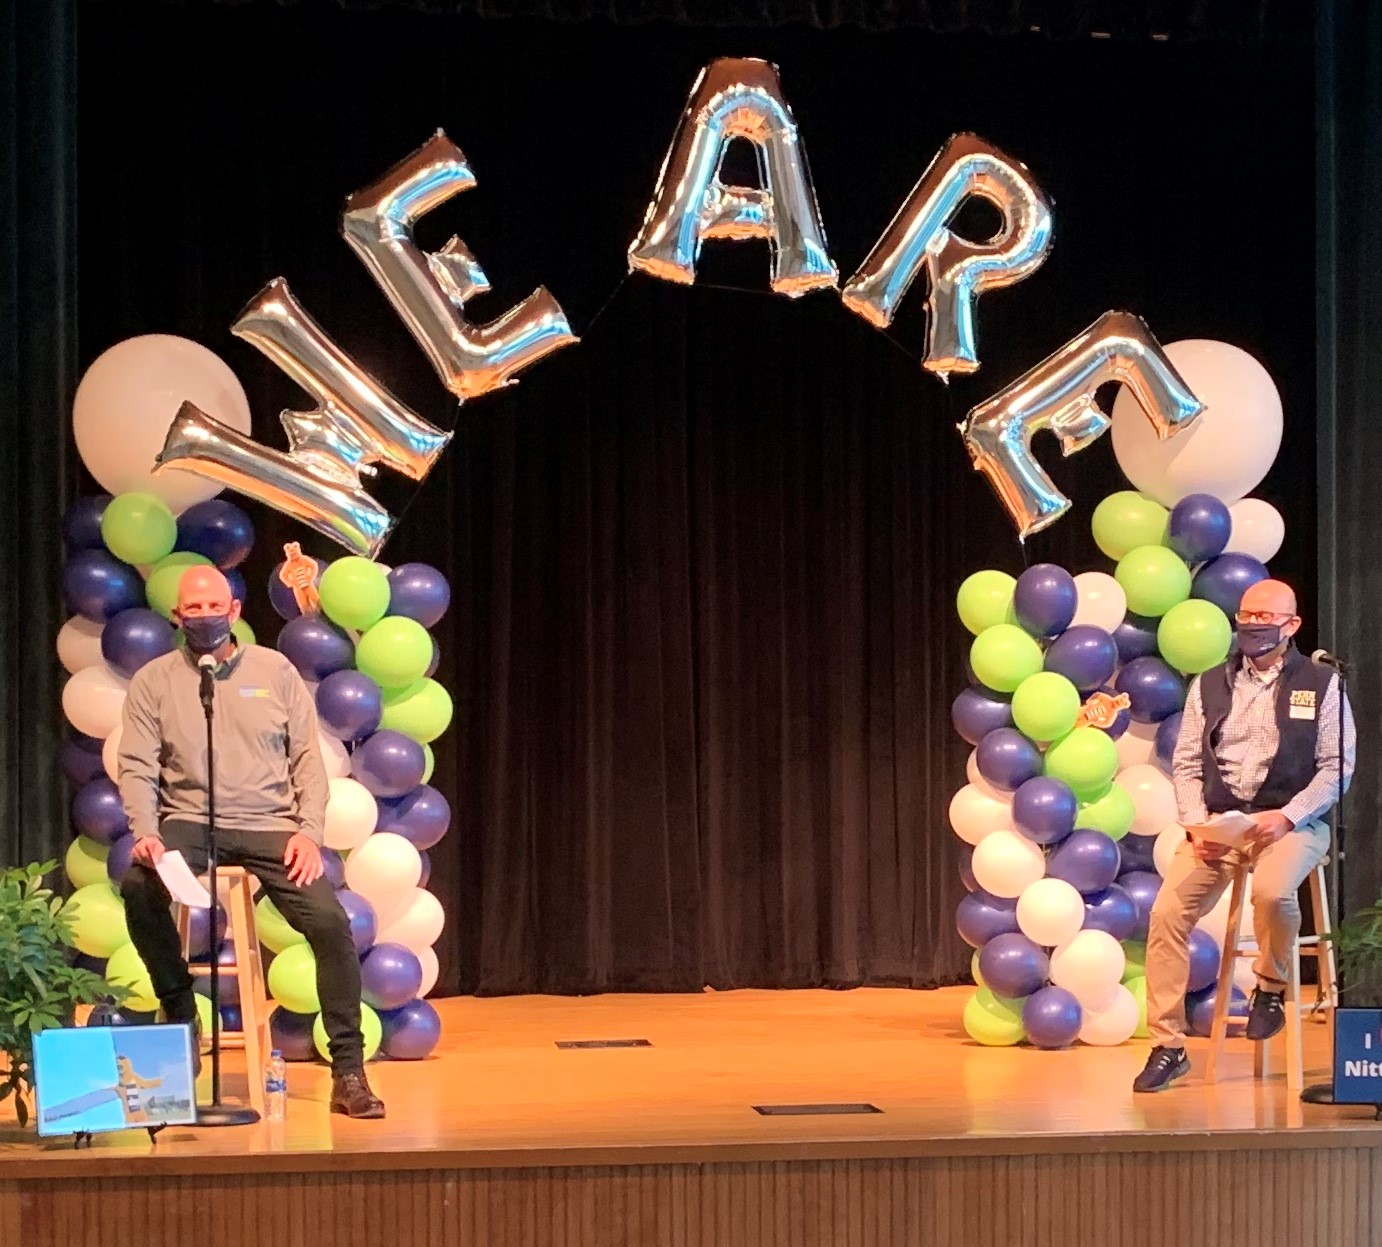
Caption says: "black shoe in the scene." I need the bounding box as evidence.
[1245,988,1286,1041]
[161,998,203,1076]
[1133,1046,1191,1093]
[330,1070,386,1119]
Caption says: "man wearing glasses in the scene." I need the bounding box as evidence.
[1134,579,1355,1093]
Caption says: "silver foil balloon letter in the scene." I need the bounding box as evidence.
[960,311,1204,538]
[342,131,577,401]
[628,57,837,297]
[842,133,1053,380]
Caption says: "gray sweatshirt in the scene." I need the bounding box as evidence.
[116,643,329,845]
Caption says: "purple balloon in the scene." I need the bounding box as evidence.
[425,636,441,679]
[1047,829,1122,894]
[352,730,426,798]
[316,670,383,742]
[337,888,379,956]
[1188,927,1221,993]
[62,549,145,622]
[71,776,130,844]
[1118,833,1158,873]
[1169,493,1231,565]
[187,903,229,962]
[975,728,1043,792]
[1012,777,1078,845]
[269,1006,319,1061]
[176,499,256,569]
[1044,625,1118,692]
[63,495,113,551]
[195,942,240,1006]
[1154,711,1184,773]
[951,687,1014,746]
[360,942,423,1012]
[1115,656,1186,724]
[320,846,346,889]
[381,998,442,1060]
[1022,986,1083,1049]
[978,932,1049,998]
[277,614,354,682]
[1082,885,1139,940]
[106,834,136,882]
[1113,614,1161,663]
[1013,563,1077,639]
[956,890,1020,949]
[959,850,977,893]
[1192,553,1270,617]
[1119,869,1164,940]
[418,850,432,889]
[387,563,451,629]
[268,557,324,622]
[1187,984,1249,1037]
[375,783,451,850]
[101,607,176,679]
[61,735,106,786]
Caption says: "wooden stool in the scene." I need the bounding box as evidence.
[175,866,271,1117]
[1204,859,1336,1093]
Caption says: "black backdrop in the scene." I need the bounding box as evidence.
[10,0,1319,996]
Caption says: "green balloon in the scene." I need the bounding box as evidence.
[195,993,214,1051]
[256,895,307,954]
[101,492,176,566]
[319,557,391,631]
[66,882,129,958]
[963,987,1026,1046]
[65,836,111,890]
[1075,783,1135,841]
[1091,492,1169,561]
[421,744,435,785]
[1122,940,1147,981]
[356,616,432,689]
[106,941,159,1012]
[313,1003,382,1062]
[1124,973,1150,1038]
[268,942,319,1014]
[380,678,454,744]
[956,570,1016,637]
[971,950,986,989]
[1158,599,1232,674]
[970,624,1044,694]
[146,552,214,619]
[1115,545,1191,618]
[1011,672,1081,742]
[1044,727,1119,801]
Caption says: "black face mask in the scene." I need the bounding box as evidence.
[181,613,233,656]
[1238,622,1286,659]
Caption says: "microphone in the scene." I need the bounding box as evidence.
[1312,649,1347,670]
[198,652,216,711]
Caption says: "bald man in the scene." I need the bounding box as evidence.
[117,566,384,1119]
[1134,580,1355,1093]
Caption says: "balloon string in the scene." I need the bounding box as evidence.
[579,274,631,339]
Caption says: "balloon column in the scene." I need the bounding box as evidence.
[954,340,1282,1048]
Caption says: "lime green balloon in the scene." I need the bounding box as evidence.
[1091,492,1169,561]
[1158,599,1232,675]
[421,744,435,785]
[101,492,177,566]
[956,570,1016,636]
[1124,973,1150,1038]
[380,678,454,744]
[1044,727,1119,800]
[963,987,1026,1046]
[1122,940,1147,981]
[106,942,159,1012]
[319,557,391,631]
[1075,783,1135,841]
[356,616,432,689]
[970,624,1044,693]
[256,895,307,954]
[146,552,214,619]
[1011,671,1081,742]
[313,1003,382,1062]
[268,943,319,1014]
[971,950,986,990]
[1115,545,1191,618]
[66,882,129,958]
[195,993,214,1051]
[65,836,111,890]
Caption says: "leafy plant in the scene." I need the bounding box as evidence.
[0,861,125,1126]
[1324,900,1382,1005]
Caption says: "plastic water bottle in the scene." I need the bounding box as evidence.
[265,1050,288,1121]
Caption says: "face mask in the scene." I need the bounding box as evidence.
[181,613,233,656]
[1238,622,1285,659]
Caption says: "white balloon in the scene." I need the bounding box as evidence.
[1115,721,1158,773]
[61,664,128,738]
[965,751,1006,801]
[1153,823,1186,877]
[1077,983,1139,1046]
[323,777,379,851]
[1016,878,1086,948]
[102,722,123,782]
[1227,498,1285,563]
[345,832,422,923]
[1120,763,1179,837]
[948,784,1013,846]
[1071,572,1127,633]
[72,334,252,511]
[1050,929,1126,1006]
[57,616,105,675]
[318,732,352,779]
[416,945,440,998]
[376,887,445,953]
[1111,340,1283,507]
[971,829,1045,899]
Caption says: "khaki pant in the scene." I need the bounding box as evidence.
[1145,821,1330,1047]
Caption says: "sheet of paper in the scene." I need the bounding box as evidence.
[1184,810,1257,848]
[156,850,213,909]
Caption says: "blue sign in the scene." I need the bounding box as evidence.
[1333,1009,1382,1104]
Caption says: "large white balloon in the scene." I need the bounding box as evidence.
[971,829,1045,898]
[72,335,252,511]
[1227,498,1285,563]
[376,887,445,953]
[345,832,422,923]
[57,616,105,675]
[317,732,352,779]
[1115,721,1158,772]
[965,750,1006,801]
[416,945,440,997]
[948,783,1014,847]
[1071,572,1127,633]
[1077,983,1139,1046]
[323,777,379,851]
[1050,929,1126,1006]
[1111,340,1283,507]
[1016,878,1086,948]
[102,722,123,782]
[61,664,128,738]
[1153,823,1186,877]
[1120,763,1179,837]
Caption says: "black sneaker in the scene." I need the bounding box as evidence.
[1245,988,1286,1041]
[1133,1046,1191,1093]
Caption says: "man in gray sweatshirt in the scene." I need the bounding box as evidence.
[117,564,385,1119]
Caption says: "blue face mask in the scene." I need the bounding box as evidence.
[1238,622,1286,659]
[181,613,233,656]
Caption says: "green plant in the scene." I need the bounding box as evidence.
[1324,900,1382,1005]
[0,861,125,1126]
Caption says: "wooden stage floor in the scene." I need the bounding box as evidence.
[5,987,1382,1247]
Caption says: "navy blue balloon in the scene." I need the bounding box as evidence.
[220,1004,244,1031]
[106,834,136,883]
[101,607,176,679]
[1154,711,1184,773]
[1115,656,1186,724]
[352,730,426,798]
[72,776,129,844]
[1113,613,1161,663]
[959,850,977,893]
[176,499,256,569]
[316,670,383,742]
[1047,829,1121,894]
[956,890,1020,949]
[1082,885,1139,940]
[975,728,1043,792]
[62,549,144,623]
[381,998,442,1060]
[269,1006,318,1062]
[1013,563,1077,639]
[195,943,240,1006]
[1044,625,1118,692]
[951,686,1013,746]
[1187,984,1248,1037]
[187,903,229,961]
[425,636,441,679]
[1118,833,1158,874]
[63,495,112,551]
[320,846,347,889]
[1119,869,1164,940]
[61,735,106,786]
[375,783,451,850]
[225,567,247,604]
[1168,493,1232,564]
[1187,927,1221,993]
[360,942,423,1012]
[1022,986,1083,1049]
[1012,777,1077,845]
[337,888,378,956]
[277,614,354,681]
[387,563,451,629]
[268,557,324,622]
[978,932,1049,998]
[1192,553,1270,617]
[418,850,432,889]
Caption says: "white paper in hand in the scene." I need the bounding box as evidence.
[1186,811,1257,849]
[156,850,214,909]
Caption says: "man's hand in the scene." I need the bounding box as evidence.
[1246,810,1294,847]
[284,834,323,887]
[1190,834,1231,862]
[131,837,165,867]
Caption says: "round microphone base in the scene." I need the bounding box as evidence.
[197,1103,261,1127]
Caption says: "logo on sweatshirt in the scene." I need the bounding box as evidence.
[239,688,271,699]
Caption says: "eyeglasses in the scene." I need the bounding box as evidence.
[1236,610,1295,626]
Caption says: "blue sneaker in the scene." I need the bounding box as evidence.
[1133,1046,1191,1093]
[1245,989,1286,1041]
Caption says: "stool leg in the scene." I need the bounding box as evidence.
[1206,866,1248,1085]
[1309,867,1337,1015]
[1285,942,1304,1093]
[175,904,192,962]
[228,881,267,1119]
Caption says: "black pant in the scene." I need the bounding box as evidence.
[120,820,364,1073]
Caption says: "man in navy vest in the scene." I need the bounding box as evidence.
[1134,579,1355,1093]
